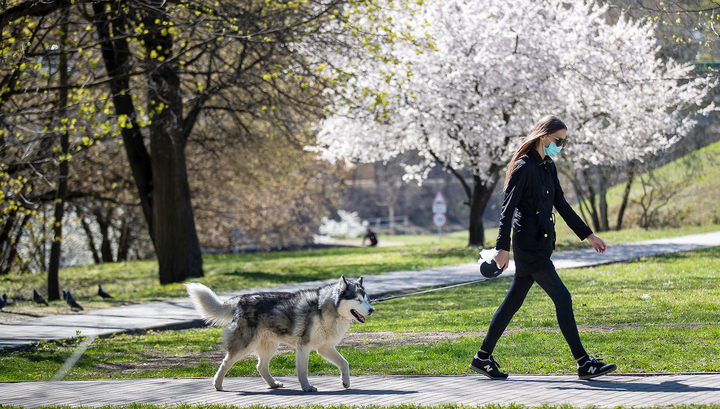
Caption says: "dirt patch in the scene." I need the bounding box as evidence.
[340,330,478,349]
[87,350,227,377]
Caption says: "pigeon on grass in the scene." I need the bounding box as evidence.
[98,285,113,299]
[63,290,84,311]
[33,290,49,306]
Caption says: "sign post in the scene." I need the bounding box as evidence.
[432,192,447,242]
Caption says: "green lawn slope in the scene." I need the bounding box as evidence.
[554,140,720,245]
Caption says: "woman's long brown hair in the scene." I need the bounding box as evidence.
[503,115,567,190]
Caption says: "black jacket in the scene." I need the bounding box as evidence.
[496,149,592,275]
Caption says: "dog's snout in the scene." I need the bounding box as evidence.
[368,307,374,316]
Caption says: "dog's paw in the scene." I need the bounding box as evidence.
[213,376,224,391]
[269,381,284,388]
[301,385,318,392]
[342,380,350,389]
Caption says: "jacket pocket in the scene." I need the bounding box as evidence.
[537,219,555,251]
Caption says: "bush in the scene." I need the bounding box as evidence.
[313,210,369,243]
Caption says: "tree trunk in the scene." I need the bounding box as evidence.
[92,2,155,243]
[1,213,32,275]
[468,169,501,247]
[151,130,203,283]
[94,207,115,263]
[430,148,501,248]
[387,175,396,236]
[615,163,635,231]
[574,184,591,227]
[94,3,204,282]
[39,207,48,272]
[0,210,17,275]
[47,5,70,301]
[581,168,601,232]
[80,215,102,264]
[117,216,131,261]
[598,170,609,232]
[147,14,203,283]
[563,168,591,228]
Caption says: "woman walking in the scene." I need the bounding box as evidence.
[469,115,616,380]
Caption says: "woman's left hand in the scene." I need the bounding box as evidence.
[587,233,607,253]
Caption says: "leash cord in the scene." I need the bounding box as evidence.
[369,278,488,303]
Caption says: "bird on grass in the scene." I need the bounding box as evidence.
[63,290,84,311]
[98,285,113,299]
[32,290,49,306]
[0,293,7,310]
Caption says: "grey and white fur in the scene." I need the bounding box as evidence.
[185,276,374,392]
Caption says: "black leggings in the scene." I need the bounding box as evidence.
[480,268,587,360]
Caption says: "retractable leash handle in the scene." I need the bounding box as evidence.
[478,248,503,278]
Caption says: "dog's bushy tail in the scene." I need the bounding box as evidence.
[185,283,235,326]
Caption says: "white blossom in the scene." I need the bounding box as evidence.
[312,0,715,179]
[313,210,369,243]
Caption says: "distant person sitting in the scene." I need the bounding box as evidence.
[363,229,378,246]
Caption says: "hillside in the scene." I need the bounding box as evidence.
[554,140,720,245]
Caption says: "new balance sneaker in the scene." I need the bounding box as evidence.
[469,354,508,379]
[577,356,617,380]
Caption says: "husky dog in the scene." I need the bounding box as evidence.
[185,276,373,392]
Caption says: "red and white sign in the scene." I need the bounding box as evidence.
[432,191,447,214]
[433,213,447,227]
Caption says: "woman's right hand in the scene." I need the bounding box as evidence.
[494,249,510,271]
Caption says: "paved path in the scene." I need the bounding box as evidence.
[2,231,720,351]
[2,374,720,407]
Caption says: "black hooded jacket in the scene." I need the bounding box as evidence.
[496,149,592,276]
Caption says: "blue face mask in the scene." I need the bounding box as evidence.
[544,142,562,157]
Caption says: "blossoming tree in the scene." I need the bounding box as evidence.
[313,0,715,246]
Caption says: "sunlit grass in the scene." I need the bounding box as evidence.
[2,246,719,381]
[2,224,718,317]
[0,242,479,315]
[361,246,720,331]
[2,405,719,409]
[3,322,718,381]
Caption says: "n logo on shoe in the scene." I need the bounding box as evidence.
[484,365,492,372]
[588,366,597,374]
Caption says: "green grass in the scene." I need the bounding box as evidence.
[361,246,720,331]
[0,238,480,315]
[2,405,720,409]
[338,229,473,247]
[576,140,720,231]
[3,246,719,381]
[3,223,720,317]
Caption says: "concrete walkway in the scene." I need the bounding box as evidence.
[2,374,720,407]
[2,230,720,351]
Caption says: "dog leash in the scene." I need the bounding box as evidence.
[369,278,489,303]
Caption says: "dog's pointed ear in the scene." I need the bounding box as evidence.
[358,277,363,287]
[338,275,348,291]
